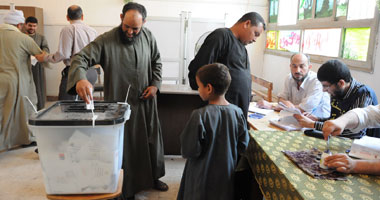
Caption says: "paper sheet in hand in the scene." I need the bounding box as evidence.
[278,102,302,115]
[31,56,38,66]
[249,102,274,115]
[349,136,380,160]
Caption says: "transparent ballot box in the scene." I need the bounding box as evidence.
[28,101,130,195]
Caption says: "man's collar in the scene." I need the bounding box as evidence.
[342,78,355,99]
[69,20,83,25]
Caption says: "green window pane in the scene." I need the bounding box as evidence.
[269,0,279,23]
[277,30,300,52]
[266,31,277,49]
[299,0,313,20]
[343,28,370,61]
[336,0,348,17]
[315,0,333,18]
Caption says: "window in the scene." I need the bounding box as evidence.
[265,0,379,72]
[266,31,277,49]
[303,28,341,57]
[278,30,301,52]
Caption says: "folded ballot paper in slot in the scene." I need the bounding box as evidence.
[349,136,380,160]
[269,105,303,131]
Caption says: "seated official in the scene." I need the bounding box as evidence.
[258,53,330,119]
[294,60,379,139]
[322,105,380,175]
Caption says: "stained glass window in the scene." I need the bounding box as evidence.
[269,0,279,23]
[303,29,341,57]
[347,0,376,20]
[315,0,333,18]
[343,28,370,61]
[299,0,313,20]
[278,0,298,25]
[336,0,348,17]
[266,31,277,49]
[278,30,301,52]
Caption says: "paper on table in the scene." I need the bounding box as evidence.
[349,136,380,160]
[269,109,303,131]
[278,102,302,115]
[249,102,274,115]
[269,117,303,131]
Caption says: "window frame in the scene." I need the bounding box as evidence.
[265,0,380,73]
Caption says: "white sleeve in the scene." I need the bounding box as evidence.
[46,27,73,63]
[278,75,290,100]
[350,105,380,133]
[298,78,324,112]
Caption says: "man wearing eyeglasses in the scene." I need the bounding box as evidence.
[294,59,379,139]
[67,2,167,199]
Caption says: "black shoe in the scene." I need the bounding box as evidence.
[153,180,169,191]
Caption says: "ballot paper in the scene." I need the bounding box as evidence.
[31,56,38,66]
[349,136,380,160]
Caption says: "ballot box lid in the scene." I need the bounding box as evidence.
[28,101,130,126]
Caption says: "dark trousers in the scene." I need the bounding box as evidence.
[58,66,76,100]
[58,66,98,100]
[32,63,46,110]
[235,155,263,200]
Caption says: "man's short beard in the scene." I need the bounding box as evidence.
[332,87,345,99]
[119,24,141,45]
[292,72,308,83]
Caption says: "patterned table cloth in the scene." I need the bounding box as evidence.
[246,130,380,200]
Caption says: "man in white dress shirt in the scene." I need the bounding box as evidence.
[258,53,330,118]
[44,5,98,100]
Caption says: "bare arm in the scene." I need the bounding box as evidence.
[325,153,380,175]
[322,111,359,140]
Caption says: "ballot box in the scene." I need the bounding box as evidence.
[28,101,131,195]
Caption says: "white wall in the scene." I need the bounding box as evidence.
[4,0,267,96]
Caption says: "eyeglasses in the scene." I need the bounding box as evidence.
[322,83,337,89]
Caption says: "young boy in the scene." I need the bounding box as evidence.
[177,63,249,200]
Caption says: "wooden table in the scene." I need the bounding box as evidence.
[247,102,283,131]
[157,84,204,155]
[246,130,380,200]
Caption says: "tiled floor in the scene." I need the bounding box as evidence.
[0,146,185,200]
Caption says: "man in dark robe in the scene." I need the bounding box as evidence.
[24,16,50,110]
[188,12,266,120]
[187,12,266,200]
[66,2,167,200]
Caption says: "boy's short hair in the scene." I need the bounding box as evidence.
[317,60,352,84]
[196,63,231,95]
